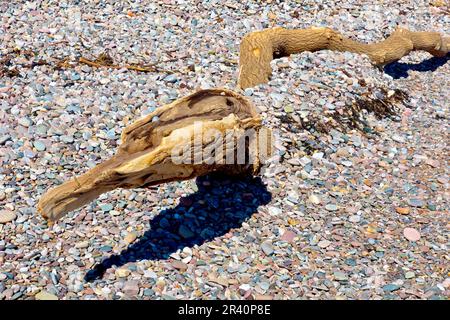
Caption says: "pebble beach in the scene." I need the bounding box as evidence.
[0,0,449,300]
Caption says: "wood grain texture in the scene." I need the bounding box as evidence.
[38,89,272,222]
[238,27,450,88]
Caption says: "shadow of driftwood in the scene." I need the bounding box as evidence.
[85,173,272,281]
[384,53,450,79]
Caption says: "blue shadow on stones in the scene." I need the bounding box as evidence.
[84,173,272,281]
[383,53,449,79]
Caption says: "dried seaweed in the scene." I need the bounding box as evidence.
[278,87,410,136]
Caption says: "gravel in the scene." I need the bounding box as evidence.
[0,0,448,300]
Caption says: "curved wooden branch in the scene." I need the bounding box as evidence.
[38,89,272,222]
[238,27,449,88]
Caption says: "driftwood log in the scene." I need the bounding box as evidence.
[238,27,450,88]
[38,89,272,222]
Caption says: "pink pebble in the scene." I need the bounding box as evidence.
[403,227,421,242]
[281,230,296,243]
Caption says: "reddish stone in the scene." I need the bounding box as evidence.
[281,230,297,242]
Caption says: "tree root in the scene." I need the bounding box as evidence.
[238,26,449,88]
[37,89,272,222]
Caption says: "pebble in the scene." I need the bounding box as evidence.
[395,207,410,215]
[261,241,274,256]
[124,232,137,244]
[0,210,16,223]
[403,228,421,242]
[100,203,114,212]
[164,74,178,83]
[18,117,32,127]
[325,204,338,211]
[35,290,58,300]
[280,230,297,243]
[172,260,188,271]
[115,268,131,278]
[239,284,251,292]
[0,135,11,145]
[309,194,321,204]
[333,271,348,281]
[382,284,400,292]
[123,280,140,296]
[178,225,194,239]
[33,140,46,151]
[408,199,424,208]
[143,270,158,279]
[75,241,89,249]
[318,240,331,248]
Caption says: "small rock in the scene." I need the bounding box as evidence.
[18,117,32,127]
[115,268,131,278]
[172,260,188,271]
[341,160,353,167]
[349,215,361,223]
[124,232,137,244]
[309,194,321,204]
[405,272,415,279]
[123,280,140,296]
[0,135,11,145]
[164,74,178,83]
[284,105,294,113]
[143,270,158,279]
[35,290,58,300]
[75,241,89,249]
[268,206,282,216]
[100,77,110,85]
[382,284,400,292]
[325,204,338,211]
[100,203,114,212]
[261,241,274,256]
[33,140,46,151]
[425,159,439,168]
[0,210,16,223]
[244,88,253,96]
[403,227,421,242]
[280,230,296,242]
[239,284,251,292]
[408,199,424,208]
[333,271,348,281]
[392,135,405,143]
[396,207,410,215]
[178,225,194,239]
[312,152,324,160]
[318,240,331,248]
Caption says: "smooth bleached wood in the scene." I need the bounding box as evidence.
[238,27,449,88]
[38,89,272,222]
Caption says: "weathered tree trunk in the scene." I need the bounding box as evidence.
[38,89,272,222]
[238,27,450,88]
